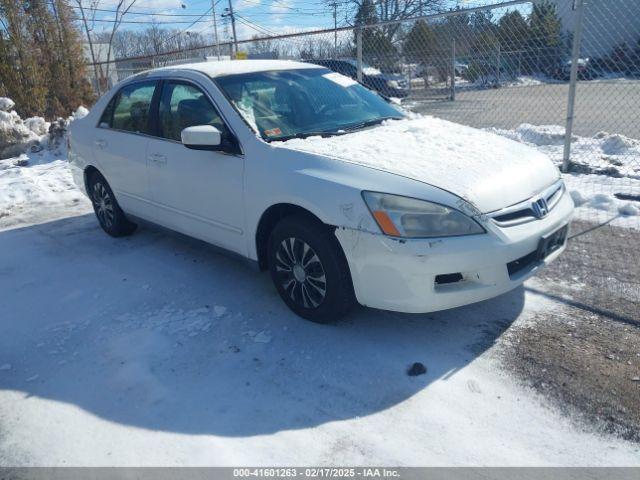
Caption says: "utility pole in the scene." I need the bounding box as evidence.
[223,0,238,58]
[331,2,337,57]
[212,0,221,60]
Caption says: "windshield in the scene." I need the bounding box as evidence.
[215,68,404,142]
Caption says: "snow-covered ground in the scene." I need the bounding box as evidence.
[2,212,640,466]
[1,114,639,466]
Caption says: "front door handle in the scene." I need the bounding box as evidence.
[94,139,106,149]
[148,153,167,165]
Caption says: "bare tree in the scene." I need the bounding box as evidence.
[342,0,445,39]
[248,34,279,57]
[74,0,102,94]
[103,28,210,59]
[104,0,137,87]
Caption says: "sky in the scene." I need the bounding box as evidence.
[73,0,530,48]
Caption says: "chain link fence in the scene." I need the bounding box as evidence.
[86,0,640,313]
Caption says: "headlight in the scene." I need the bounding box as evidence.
[362,192,485,238]
[386,80,400,88]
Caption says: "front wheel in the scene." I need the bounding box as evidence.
[88,172,137,237]
[267,215,355,323]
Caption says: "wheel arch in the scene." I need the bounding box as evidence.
[83,165,102,194]
[255,203,329,271]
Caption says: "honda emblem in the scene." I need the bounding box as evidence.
[532,197,549,218]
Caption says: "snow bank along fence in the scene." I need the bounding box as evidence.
[88,0,640,307]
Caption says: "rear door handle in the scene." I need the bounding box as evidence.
[94,139,106,149]
[148,153,167,165]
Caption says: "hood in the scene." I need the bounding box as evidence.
[275,117,560,213]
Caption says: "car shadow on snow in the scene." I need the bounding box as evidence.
[0,214,525,437]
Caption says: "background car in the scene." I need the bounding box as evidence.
[305,58,409,98]
[552,58,598,80]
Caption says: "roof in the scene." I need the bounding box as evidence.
[152,59,319,78]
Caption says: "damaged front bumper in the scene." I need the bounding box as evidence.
[334,190,574,314]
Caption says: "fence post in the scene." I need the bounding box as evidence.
[450,39,456,101]
[356,28,363,83]
[496,43,501,86]
[562,0,586,173]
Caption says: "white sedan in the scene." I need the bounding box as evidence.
[68,60,573,322]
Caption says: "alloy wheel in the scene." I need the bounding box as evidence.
[92,182,115,229]
[275,237,327,309]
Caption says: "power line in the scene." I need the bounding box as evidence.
[72,17,213,24]
[234,13,277,36]
[66,0,338,25]
[66,4,216,17]
[157,5,214,48]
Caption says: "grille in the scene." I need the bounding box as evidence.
[490,181,565,227]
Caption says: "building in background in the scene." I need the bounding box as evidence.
[548,0,640,59]
[82,43,120,91]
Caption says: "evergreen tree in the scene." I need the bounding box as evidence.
[353,0,396,70]
[497,10,531,76]
[498,10,530,52]
[528,0,565,74]
[403,20,437,63]
[470,10,494,33]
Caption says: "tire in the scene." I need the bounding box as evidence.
[267,214,355,323]
[87,171,137,237]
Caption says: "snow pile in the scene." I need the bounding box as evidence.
[489,124,640,179]
[562,173,640,226]
[598,132,639,156]
[0,101,92,228]
[0,98,90,160]
[496,123,569,146]
[489,124,640,228]
[71,106,89,121]
[508,76,545,87]
[23,117,49,136]
[0,98,49,159]
[450,75,558,91]
[0,97,15,111]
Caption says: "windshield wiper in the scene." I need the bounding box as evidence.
[265,130,346,143]
[342,116,403,132]
[264,116,403,142]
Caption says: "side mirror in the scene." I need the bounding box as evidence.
[181,125,222,150]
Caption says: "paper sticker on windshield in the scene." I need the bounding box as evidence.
[264,127,282,137]
[323,72,357,87]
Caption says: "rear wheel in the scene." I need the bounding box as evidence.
[88,171,136,237]
[267,215,355,323]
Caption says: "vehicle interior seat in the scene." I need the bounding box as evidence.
[174,97,224,141]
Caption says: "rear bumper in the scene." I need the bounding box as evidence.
[69,162,88,196]
[335,191,574,314]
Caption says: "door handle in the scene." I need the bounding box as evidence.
[94,139,106,149]
[148,153,167,165]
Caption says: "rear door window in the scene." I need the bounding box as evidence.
[109,81,157,134]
